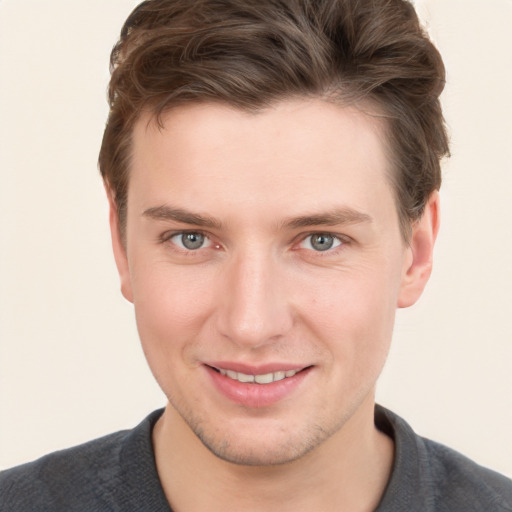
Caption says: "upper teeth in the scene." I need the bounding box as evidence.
[219,368,300,384]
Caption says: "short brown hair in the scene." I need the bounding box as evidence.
[99,0,449,241]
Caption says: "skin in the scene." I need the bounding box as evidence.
[109,98,439,511]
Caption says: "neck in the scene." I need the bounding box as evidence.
[153,393,394,512]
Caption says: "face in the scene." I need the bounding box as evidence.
[111,99,436,466]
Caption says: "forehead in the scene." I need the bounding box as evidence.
[128,99,397,229]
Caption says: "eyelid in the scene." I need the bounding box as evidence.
[294,231,350,252]
[159,229,349,253]
[160,229,213,249]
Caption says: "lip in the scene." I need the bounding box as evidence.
[204,362,312,408]
[205,361,307,374]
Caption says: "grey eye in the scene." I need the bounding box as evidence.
[299,233,343,252]
[309,234,335,251]
[171,232,208,250]
[182,233,205,250]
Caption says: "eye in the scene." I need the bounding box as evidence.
[169,232,212,251]
[299,233,343,252]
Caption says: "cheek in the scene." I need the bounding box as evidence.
[130,262,216,365]
[293,263,400,372]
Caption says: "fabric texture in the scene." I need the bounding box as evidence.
[1,406,511,511]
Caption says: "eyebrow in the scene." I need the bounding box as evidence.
[282,208,373,229]
[142,205,372,230]
[142,205,222,229]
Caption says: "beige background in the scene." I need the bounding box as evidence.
[1,0,511,476]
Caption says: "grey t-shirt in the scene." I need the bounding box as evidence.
[1,406,511,511]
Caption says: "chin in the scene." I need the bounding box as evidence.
[189,416,331,467]
[198,433,315,467]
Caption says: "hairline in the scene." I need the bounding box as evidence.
[110,94,416,246]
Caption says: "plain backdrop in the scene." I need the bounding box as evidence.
[1,0,511,477]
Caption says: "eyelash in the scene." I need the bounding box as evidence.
[159,230,213,252]
[294,232,349,255]
[159,230,350,255]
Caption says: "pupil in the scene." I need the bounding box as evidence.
[312,234,333,251]
[182,233,204,250]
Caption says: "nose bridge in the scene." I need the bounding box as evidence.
[217,248,292,348]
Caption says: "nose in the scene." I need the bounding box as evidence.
[216,251,294,349]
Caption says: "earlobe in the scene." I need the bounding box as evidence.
[397,191,440,308]
[106,186,134,303]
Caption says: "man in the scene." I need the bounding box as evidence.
[1,0,511,510]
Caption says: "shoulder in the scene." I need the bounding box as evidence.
[376,405,512,512]
[0,429,129,511]
[422,436,512,511]
[0,409,165,512]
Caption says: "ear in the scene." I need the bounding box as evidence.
[106,186,134,303]
[397,191,440,308]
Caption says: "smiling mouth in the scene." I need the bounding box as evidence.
[207,365,310,384]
